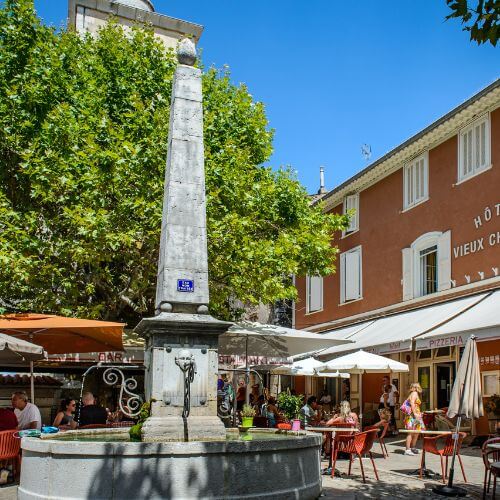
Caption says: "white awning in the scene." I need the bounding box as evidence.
[318,293,488,359]
[415,290,500,350]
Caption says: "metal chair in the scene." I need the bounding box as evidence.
[0,430,21,480]
[482,437,500,498]
[420,432,467,484]
[332,429,379,483]
[365,422,389,458]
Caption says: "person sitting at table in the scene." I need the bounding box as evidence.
[403,382,425,456]
[299,396,320,428]
[0,407,18,431]
[262,396,280,427]
[371,407,391,434]
[326,400,359,427]
[78,392,107,428]
[11,391,41,430]
[53,398,78,429]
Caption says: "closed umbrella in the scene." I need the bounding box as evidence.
[433,335,483,497]
[319,350,409,427]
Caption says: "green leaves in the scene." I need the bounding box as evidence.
[0,1,345,324]
[446,0,499,46]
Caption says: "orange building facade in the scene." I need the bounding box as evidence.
[294,80,500,434]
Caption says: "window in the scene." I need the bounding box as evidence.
[343,194,359,234]
[458,114,490,182]
[402,231,451,301]
[306,275,323,313]
[403,153,428,209]
[340,246,362,303]
[419,245,437,296]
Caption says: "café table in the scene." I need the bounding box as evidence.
[488,443,500,451]
[400,429,453,479]
[306,426,358,476]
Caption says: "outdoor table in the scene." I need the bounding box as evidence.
[400,429,453,479]
[487,443,500,451]
[306,426,358,475]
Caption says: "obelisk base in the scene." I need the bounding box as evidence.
[141,416,226,442]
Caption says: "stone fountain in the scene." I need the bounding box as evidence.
[18,39,322,500]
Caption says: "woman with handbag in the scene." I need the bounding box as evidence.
[401,382,425,456]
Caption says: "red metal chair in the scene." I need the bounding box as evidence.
[420,432,467,484]
[332,429,379,483]
[0,430,21,479]
[365,423,389,458]
[482,437,500,497]
[328,422,355,464]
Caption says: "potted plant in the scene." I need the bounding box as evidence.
[240,404,256,428]
[277,391,303,431]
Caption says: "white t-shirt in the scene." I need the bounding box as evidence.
[319,395,331,404]
[15,402,42,430]
[379,384,398,406]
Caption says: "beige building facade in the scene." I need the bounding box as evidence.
[68,0,203,49]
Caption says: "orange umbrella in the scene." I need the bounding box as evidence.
[0,313,124,354]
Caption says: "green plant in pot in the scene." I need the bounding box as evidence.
[277,391,303,430]
[240,404,256,428]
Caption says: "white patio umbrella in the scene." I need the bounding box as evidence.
[318,350,409,427]
[219,322,352,403]
[0,332,46,402]
[433,335,483,497]
[271,357,350,378]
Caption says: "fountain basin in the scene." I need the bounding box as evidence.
[19,429,322,499]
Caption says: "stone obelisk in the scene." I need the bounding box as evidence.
[136,39,231,442]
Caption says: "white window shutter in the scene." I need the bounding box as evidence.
[437,230,451,291]
[345,251,360,301]
[402,247,413,301]
[340,253,346,303]
[309,276,323,312]
[345,195,358,232]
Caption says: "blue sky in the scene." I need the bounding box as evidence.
[34,1,498,194]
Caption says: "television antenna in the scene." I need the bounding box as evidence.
[361,144,372,162]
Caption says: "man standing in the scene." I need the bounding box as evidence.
[379,375,399,434]
[78,392,108,427]
[11,391,42,430]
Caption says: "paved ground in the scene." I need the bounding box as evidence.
[321,435,486,499]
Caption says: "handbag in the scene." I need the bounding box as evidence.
[400,399,412,415]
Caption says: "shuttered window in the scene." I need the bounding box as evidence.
[401,230,452,301]
[343,194,359,234]
[306,275,323,313]
[340,246,362,303]
[458,115,490,182]
[403,153,428,209]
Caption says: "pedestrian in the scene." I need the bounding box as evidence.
[11,391,42,430]
[402,382,425,456]
[236,379,246,411]
[379,375,398,435]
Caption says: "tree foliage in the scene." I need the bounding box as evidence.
[0,0,346,325]
[446,0,500,46]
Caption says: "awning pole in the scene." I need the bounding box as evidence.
[30,361,35,403]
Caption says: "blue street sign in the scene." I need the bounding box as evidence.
[177,279,194,292]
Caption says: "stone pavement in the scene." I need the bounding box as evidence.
[321,435,487,499]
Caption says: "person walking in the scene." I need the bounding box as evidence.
[402,382,425,456]
[379,375,398,434]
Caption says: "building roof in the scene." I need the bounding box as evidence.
[317,78,500,211]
